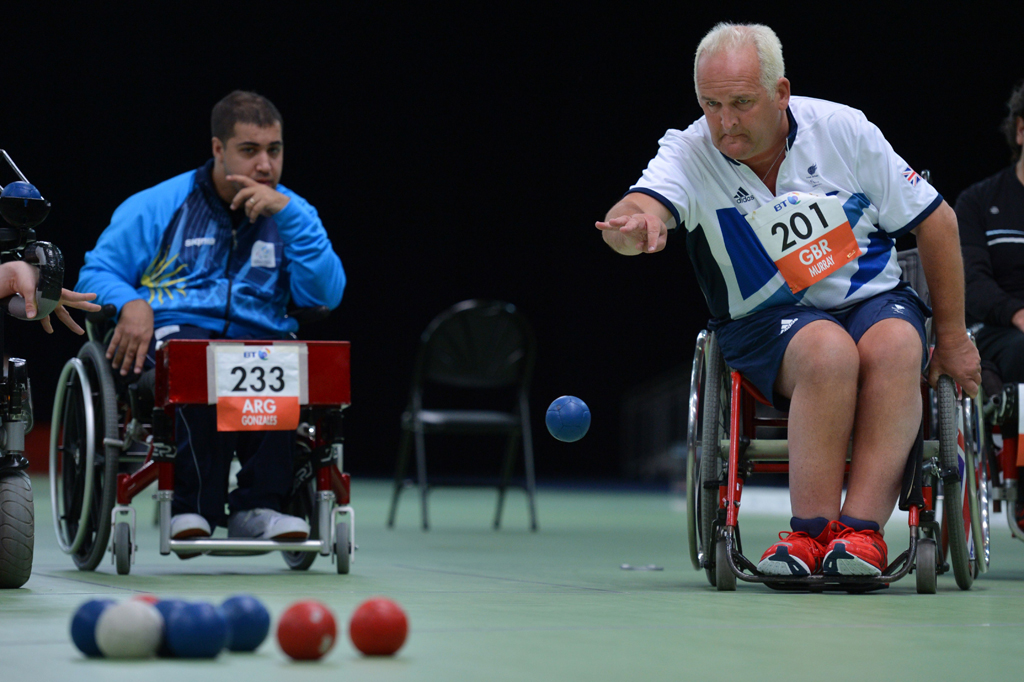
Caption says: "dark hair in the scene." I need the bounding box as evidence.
[1002,80,1024,162]
[210,90,283,142]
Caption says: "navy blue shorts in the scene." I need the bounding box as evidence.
[708,286,930,410]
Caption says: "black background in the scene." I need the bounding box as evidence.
[4,3,1022,480]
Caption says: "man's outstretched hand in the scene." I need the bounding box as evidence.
[595,213,668,254]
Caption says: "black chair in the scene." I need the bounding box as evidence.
[387,300,538,531]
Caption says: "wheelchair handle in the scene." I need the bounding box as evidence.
[0,240,63,321]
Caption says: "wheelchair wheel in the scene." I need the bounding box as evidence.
[916,538,937,594]
[686,331,706,571]
[0,470,33,588]
[335,520,351,575]
[113,522,131,576]
[282,479,318,571]
[937,375,974,590]
[962,393,991,576]
[699,333,727,587]
[715,537,736,591]
[49,342,119,571]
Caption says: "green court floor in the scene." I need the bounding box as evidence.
[4,476,1024,681]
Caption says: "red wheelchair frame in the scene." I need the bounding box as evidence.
[686,330,988,593]
[50,338,355,575]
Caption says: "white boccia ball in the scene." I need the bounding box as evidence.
[95,600,164,659]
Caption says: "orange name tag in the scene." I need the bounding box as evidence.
[748,193,862,293]
[212,344,302,431]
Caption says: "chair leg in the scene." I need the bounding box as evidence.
[494,432,520,529]
[387,428,412,528]
[520,396,538,532]
[414,427,430,530]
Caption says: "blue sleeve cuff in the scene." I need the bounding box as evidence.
[623,188,682,230]
[892,193,943,239]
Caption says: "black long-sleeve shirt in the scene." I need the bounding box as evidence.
[955,165,1024,327]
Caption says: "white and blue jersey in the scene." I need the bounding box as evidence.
[629,96,941,321]
[77,160,345,337]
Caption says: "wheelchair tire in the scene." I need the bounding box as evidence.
[962,394,991,575]
[0,471,33,588]
[916,538,937,595]
[114,522,131,576]
[937,375,974,590]
[699,333,726,587]
[715,537,736,591]
[335,521,350,575]
[282,479,318,571]
[50,342,119,571]
[686,331,706,571]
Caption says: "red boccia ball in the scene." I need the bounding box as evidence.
[349,598,408,656]
[277,600,337,661]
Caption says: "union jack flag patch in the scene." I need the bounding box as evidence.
[902,167,921,186]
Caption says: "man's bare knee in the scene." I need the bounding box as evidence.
[778,321,858,395]
[858,319,923,378]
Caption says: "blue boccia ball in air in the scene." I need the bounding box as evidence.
[71,599,116,658]
[545,396,591,442]
[165,602,229,659]
[220,594,271,652]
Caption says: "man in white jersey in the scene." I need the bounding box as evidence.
[597,22,981,578]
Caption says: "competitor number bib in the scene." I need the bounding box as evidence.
[747,192,862,293]
[212,344,302,431]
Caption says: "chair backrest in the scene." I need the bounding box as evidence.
[414,300,535,390]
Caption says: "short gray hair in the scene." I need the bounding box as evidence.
[693,23,785,99]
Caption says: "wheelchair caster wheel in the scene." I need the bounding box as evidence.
[113,523,131,576]
[916,538,937,594]
[715,538,736,591]
[335,521,350,575]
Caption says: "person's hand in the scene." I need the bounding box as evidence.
[928,331,982,398]
[40,289,101,335]
[227,175,290,223]
[1012,308,1024,333]
[595,213,668,253]
[106,298,154,376]
[0,260,100,333]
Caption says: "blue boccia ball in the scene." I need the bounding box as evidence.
[220,594,270,652]
[70,599,116,658]
[1,181,42,201]
[154,599,188,658]
[545,396,591,442]
[165,602,229,658]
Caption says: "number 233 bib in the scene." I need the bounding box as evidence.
[746,192,862,293]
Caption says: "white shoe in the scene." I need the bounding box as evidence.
[170,513,211,560]
[227,509,309,540]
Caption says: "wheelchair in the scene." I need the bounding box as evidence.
[976,374,1024,546]
[48,308,355,575]
[684,327,989,593]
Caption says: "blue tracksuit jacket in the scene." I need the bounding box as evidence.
[76,160,345,337]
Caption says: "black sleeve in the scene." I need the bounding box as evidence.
[956,183,1024,326]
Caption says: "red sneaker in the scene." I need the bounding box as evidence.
[822,522,888,576]
[757,525,831,576]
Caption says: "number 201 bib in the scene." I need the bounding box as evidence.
[746,192,862,293]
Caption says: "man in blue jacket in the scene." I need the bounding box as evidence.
[77,91,345,548]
